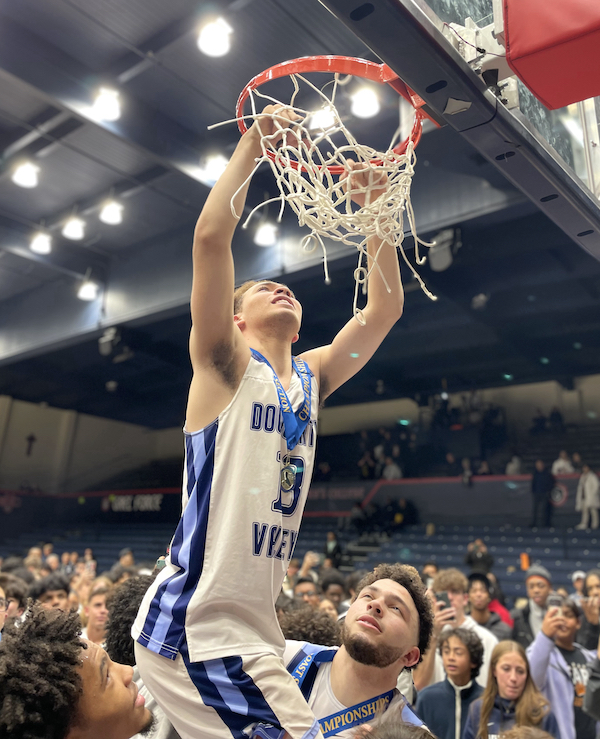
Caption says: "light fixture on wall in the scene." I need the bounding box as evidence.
[12,161,40,188]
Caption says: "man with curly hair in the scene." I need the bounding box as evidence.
[282,563,433,739]
[0,605,154,739]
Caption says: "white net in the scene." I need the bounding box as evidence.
[210,71,437,323]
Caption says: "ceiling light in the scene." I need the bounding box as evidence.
[62,217,86,240]
[12,162,40,188]
[540,357,550,365]
[197,18,233,57]
[573,342,582,349]
[471,293,489,310]
[503,373,513,381]
[351,87,380,119]
[30,232,52,255]
[99,200,123,225]
[254,222,277,247]
[308,107,336,130]
[77,279,99,301]
[199,154,229,186]
[92,87,121,122]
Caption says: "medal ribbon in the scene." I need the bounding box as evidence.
[318,690,396,737]
[250,349,312,451]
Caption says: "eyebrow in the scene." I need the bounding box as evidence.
[255,281,296,299]
[365,585,411,619]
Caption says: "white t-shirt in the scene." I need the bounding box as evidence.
[432,615,498,687]
[283,641,423,739]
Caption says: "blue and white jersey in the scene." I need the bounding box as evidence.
[133,354,318,663]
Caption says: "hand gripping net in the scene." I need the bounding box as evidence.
[212,71,437,323]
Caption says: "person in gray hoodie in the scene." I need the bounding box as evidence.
[527,598,599,739]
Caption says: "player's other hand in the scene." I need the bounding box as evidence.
[252,104,302,144]
[343,159,389,208]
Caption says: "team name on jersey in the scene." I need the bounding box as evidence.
[252,522,298,560]
[250,402,316,447]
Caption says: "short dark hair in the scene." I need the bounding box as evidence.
[278,604,341,646]
[438,626,484,679]
[321,570,347,594]
[355,563,433,664]
[0,605,84,739]
[294,577,320,591]
[0,574,27,609]
[105,575,154,666]
[563,598,583,619]
[346,569,369,596]
[28,573,70,601]
[468,572,491,593]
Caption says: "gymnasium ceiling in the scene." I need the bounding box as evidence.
[1,0,600,429]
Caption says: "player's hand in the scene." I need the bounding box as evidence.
[582,596,600,625]
[541,606,565,639]
[252,104,302,144]
[343,159,389,208]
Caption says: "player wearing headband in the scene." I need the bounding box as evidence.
[133,106,405,739]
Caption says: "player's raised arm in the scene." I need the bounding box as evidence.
[299,163,404,399]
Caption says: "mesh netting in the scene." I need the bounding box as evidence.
[210,72,436,323]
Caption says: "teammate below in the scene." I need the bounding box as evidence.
[133,105,406,739]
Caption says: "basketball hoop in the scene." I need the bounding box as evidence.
[209,55,440,319]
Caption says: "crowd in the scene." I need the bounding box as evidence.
[3,533,600,739]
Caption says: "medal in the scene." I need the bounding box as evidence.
[281,463,297,491]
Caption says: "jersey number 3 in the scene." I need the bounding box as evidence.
[272,455,304,516]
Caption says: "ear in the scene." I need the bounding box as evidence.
[402,646,421,669]
[292,333,299,344]
[234,314,245,332]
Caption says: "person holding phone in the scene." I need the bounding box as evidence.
[527,599,599,739]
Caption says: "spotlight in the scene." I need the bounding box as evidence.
[62,217,86,240]
[12,162,40,188]
[254,222,277,247]
[99,200,123,225]
[30,232,52,255]
[92,88,121,121]
[197,18,233,57]
[308,107,336,130]
[198,154,229,186]
[351,88,380,119]
[77,279,99,301]
[471,293,489,310]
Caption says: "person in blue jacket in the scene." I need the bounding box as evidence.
[463,641,560,739]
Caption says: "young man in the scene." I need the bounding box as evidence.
[415,627,484,739]
[512,565,552,648]
[28,572,71,611]
[0,573,26,622]
[467,573,511,641]
[283,564,433,738]
[0,605,154,739]
[527,599,599,739]
[133,105,406,739]
[413,568,497,689]
[82,587,110,645]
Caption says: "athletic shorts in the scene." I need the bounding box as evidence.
[134,641,322,739]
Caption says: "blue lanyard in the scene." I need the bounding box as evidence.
[250,349,312,451]
[318,690,396,737]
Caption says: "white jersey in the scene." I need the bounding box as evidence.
[283,641,425,739]
[133,354,318,663]
[432,616,498,687]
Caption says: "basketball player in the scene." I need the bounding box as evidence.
[133,105,405,739]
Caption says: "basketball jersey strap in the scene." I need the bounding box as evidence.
[288,643,337,699]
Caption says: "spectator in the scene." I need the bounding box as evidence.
[0,582,6,640]
[42,542,54,559]
[320,570,347,614]
[551,450,574,475]
[461,458,474,487]
[279,603,341,646]
[28,573,71,611]
[512,565,552,648]
[340,569,369,612]
[572,452,583,473]
[358,450,376,480]
[465,539,494,574]
[293,578,321,608]
[468,574,512,640]
[0,573,27,623]
[570,570,586,604]
[413,568,498,689]
[530,409,547,435]
[576,464,600,530]
[549,407,565,434]
[421,561,439,589]
[46,553,60,571]
[314,460,332,482]
[506,455,523,475]
[477,461,492,475]
[382,456,402,480]
[282,557,300,597]
[397,498,419,527]
[576,592,600,650]
[60,550,73,575]
[530,460,555,528]
[415,627,484,739]
[324,531,343,569]
[463,641,559,739]
[117,547,135,568]
[349,502,367,535]
[583,628,600,721]
[487,572,512,620]
[444,452,462,476]
[318,598,339,622]
[81,587,110,645]
[527,599,597,739]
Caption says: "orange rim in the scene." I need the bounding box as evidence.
[235,55,427,175]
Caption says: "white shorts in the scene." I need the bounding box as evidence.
[135,641,322,739]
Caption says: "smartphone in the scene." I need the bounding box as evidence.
[436,591,452,609]
[547,593,564,609]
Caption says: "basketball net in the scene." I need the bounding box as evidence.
[210,72,436,324]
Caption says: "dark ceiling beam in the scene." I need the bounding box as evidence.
[0,13,210,187]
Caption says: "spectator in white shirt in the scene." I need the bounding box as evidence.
[552,450,574,475]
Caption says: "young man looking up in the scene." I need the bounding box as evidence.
[468,573,511,641]
[133,105,406,739]
[284,564,433,738]
[512,565,552,648]
[415,627,484,739]
[0,605,154,739]
[527,599,598,739]
[413,568,497,689]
